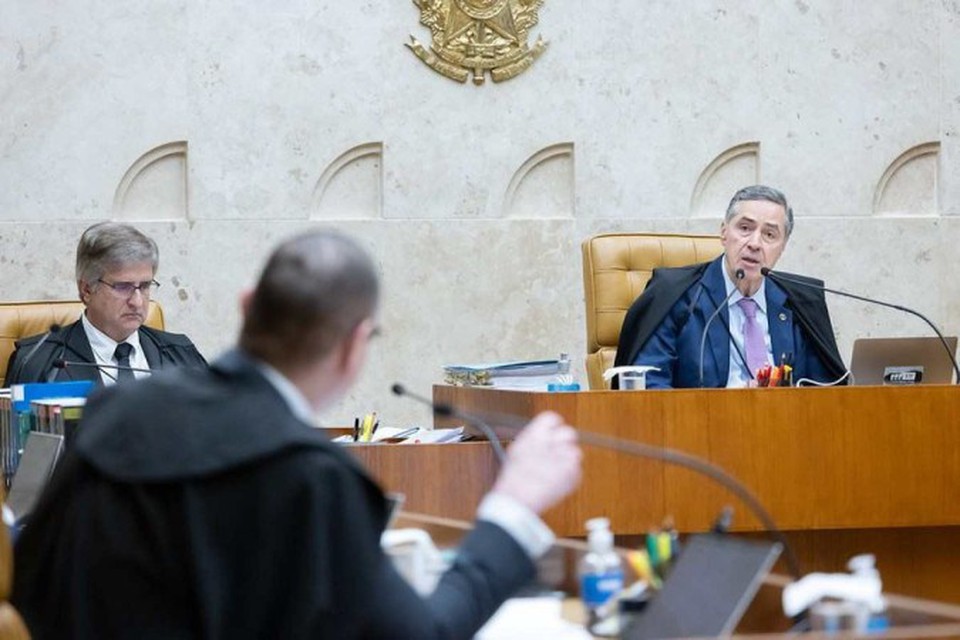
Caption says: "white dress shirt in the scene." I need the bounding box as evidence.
[721,268,774,387]
[81,313,151,385]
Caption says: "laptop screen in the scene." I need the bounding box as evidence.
[850,336,958,385]
[622,534,782,640]
[7,432,64,522]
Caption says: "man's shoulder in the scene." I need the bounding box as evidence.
[139,325,198,348]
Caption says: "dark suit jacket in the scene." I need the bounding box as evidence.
[614,257,846,388]
[12,350,536,639]
[5,319,206,385]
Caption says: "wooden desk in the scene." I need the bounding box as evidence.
[351,385,960,604]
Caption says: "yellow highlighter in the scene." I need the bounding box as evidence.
[627,549,660,589]
[361,412,377,442]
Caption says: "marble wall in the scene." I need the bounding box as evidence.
[2,1,959,425]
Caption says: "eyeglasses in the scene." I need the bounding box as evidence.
[97,279,161,297]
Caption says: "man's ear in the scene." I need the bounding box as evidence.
[78,280,93,304]
[239,289,254,320]
[337,318,376,380]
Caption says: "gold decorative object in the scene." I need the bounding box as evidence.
[407,0,548,85]
[443,370,493,387]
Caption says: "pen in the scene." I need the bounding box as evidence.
[353,417,360,442]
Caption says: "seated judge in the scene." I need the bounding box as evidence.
[12,229,583,639]
[5,222,206,385]
[615,185,846,388]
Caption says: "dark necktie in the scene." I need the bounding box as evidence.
[113,342,136,383]
[737,297,767,378]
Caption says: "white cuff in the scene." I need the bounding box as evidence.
[477,492,555,559]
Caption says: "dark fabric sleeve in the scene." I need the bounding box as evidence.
[613,263,707,388]
[777,274,847,382]
[363,521,536,639]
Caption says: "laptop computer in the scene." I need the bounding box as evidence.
[7,432,64,522]
[850,336,958,386]
[622,534,782,639]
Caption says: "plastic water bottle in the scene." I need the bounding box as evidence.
[579,517,624,630]
[548,352,580,392]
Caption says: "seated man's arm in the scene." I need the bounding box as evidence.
[633,310,682,388]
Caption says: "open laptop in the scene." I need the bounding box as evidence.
[850,337,958,386]
[7,432,64,522]
[622,534,782,639]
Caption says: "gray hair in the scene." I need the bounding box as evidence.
[76,222,159,284]
[240,229,380,369]
[725,185,794,238]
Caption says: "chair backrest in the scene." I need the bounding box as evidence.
[0,301,165,387]
[0,497,30,640]
[581,233,723,390]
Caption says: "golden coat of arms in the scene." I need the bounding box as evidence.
[407,0,548,85]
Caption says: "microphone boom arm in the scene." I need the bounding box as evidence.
[763,268,960,384]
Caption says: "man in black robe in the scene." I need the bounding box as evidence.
[12,230,582,639]
[615,185,845,388]
[5,222,206,386]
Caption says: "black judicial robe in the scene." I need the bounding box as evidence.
[12,350,535,639]
[613,259,846,388]
[5,319,207,386]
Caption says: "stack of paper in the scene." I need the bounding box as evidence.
[443,359,564,391]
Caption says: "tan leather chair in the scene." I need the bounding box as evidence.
[0,301,165,387]
[582,233,723,389]
[0,497,29,640]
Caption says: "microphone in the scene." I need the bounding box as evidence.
[8,323,61,385]
[52,359,152,383]
[391,384,506,464]
[392,383,802,579]
[698,268,747,387]
[761,268,960,384]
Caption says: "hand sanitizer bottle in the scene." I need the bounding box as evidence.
[579,517,624,632]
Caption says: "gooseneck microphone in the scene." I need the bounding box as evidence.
[52,359,152,383]
[392,384,506,464]
[761,267,960,384]
[7,323,61,385]
[698,268,746,387]
[392,383,802,579]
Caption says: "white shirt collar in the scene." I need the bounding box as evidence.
[253,359,317,426]
[81,312,144,362]
[722,260,768,314]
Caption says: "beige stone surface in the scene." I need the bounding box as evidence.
[2,2,959,424]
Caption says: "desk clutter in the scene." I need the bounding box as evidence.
[442,353,580,392]
[1,381,94,489]
[330,412,464,445]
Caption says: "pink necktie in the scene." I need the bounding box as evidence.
[737,298,766,377]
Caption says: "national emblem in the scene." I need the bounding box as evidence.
[407,0,548,85]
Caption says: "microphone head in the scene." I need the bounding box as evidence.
[760,267,771,276]
[52,358,67,369]
[390,383,406,397]
[735,268,745,280]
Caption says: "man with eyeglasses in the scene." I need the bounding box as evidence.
[12,229,582,639]
[5,222,206,385]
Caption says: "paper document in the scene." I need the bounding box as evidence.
[476,597,592,639]
[398,427,464,444]
[443,359,561,377]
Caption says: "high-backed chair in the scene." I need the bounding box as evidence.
[0,301,165,387]
[0,499,30,640]
[581,233,724,389]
